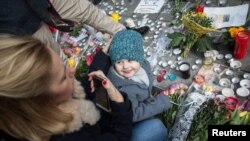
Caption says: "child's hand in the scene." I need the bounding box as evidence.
[88,70,106,92]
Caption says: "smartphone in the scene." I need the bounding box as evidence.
[93,76,111,112]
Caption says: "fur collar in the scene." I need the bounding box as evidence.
[58,79,100,133]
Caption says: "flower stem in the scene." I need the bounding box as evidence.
[183,33,198,58]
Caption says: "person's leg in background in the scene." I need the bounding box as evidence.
[131,118,168,141]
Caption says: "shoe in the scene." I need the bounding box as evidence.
[127,26,150,36]
[90,0,102,5]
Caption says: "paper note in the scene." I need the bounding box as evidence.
[204,4,249,28]
[134,0,165,13]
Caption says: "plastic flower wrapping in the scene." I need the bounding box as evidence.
[164,86,250,141]
[158,64,250,141]
[168,5,216,58]
[51,24,109,81]
[157,82,189,129]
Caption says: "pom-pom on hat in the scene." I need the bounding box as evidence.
[109,30,144,64]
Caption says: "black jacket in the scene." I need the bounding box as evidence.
[0,0,72,35]
[0,51,133,141]
[0,0,47,35]
[82,51,112,101]
[0,94,132,141]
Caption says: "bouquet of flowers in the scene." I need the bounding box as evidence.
[185,96,250,141]
[157,83,188,129]
[222,26,246,49]
[168,5,216,58]
[159,81,250,141]
[158,63,250,141]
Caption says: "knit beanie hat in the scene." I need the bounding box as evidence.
[109,30,144,64]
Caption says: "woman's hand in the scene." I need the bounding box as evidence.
[88,70,124,103]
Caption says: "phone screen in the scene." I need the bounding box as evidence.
[93,77,111,112]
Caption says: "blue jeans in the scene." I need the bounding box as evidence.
[131,118,167,141]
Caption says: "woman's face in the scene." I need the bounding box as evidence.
[114,59,140,78]
[49,50,74,104]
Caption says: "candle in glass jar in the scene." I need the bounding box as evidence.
[179,62,190,79]
[234,31,250,60]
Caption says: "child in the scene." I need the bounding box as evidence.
[107,30,171,122]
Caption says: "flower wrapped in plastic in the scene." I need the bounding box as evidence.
[181,11,216,57]
[182,12,216,37]
[157,83,188,129]
[168,5,217,58]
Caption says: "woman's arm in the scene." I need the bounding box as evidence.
[88,38,112,74]
[88,51,111,75]
[50,0,125,35]
[81,49,111,100]
[88,71,133,141]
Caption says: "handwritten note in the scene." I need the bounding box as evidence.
[134,0,165,13]
[204,4,249,28]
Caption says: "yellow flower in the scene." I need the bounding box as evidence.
[243,113,250,125]
[75,47,81,55]
[68,57,76,68]
[110,12,120,22]
[197,12,206,18]
[228,27,238,38]
[228,27,245,38]
[238,27,245,33]
[240,111,248,117]
[202,84,213,93]
[240,111,250,125]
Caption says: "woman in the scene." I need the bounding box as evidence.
[0,0,125,59]
[0,35,132,141]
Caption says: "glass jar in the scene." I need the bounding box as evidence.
[203,56,213,69]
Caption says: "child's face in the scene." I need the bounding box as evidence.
[114,59,141,78]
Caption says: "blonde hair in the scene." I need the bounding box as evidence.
[0,35,72,141]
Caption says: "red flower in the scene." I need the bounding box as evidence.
[224,96,239,111]
[48,26,57,33]
[160,69,167,75]
[195,5,204,13]
[156,75,164,82]
[95,47,102,53]
[85,53,94,66]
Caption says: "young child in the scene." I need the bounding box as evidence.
[107,30,171,122]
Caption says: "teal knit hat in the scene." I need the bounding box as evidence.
[109,30,144,64]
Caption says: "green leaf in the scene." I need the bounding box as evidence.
[71,25,82,37]
[167,32,185,39]
[193,136,200,141]
[75,59,88,81]
[194,36,213,53]
[172,111,176,120]
[168,32,186,48]
[230,109,238,119]
[229,110,245,125]
[214,111,220,119]
[230,119,243,125]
